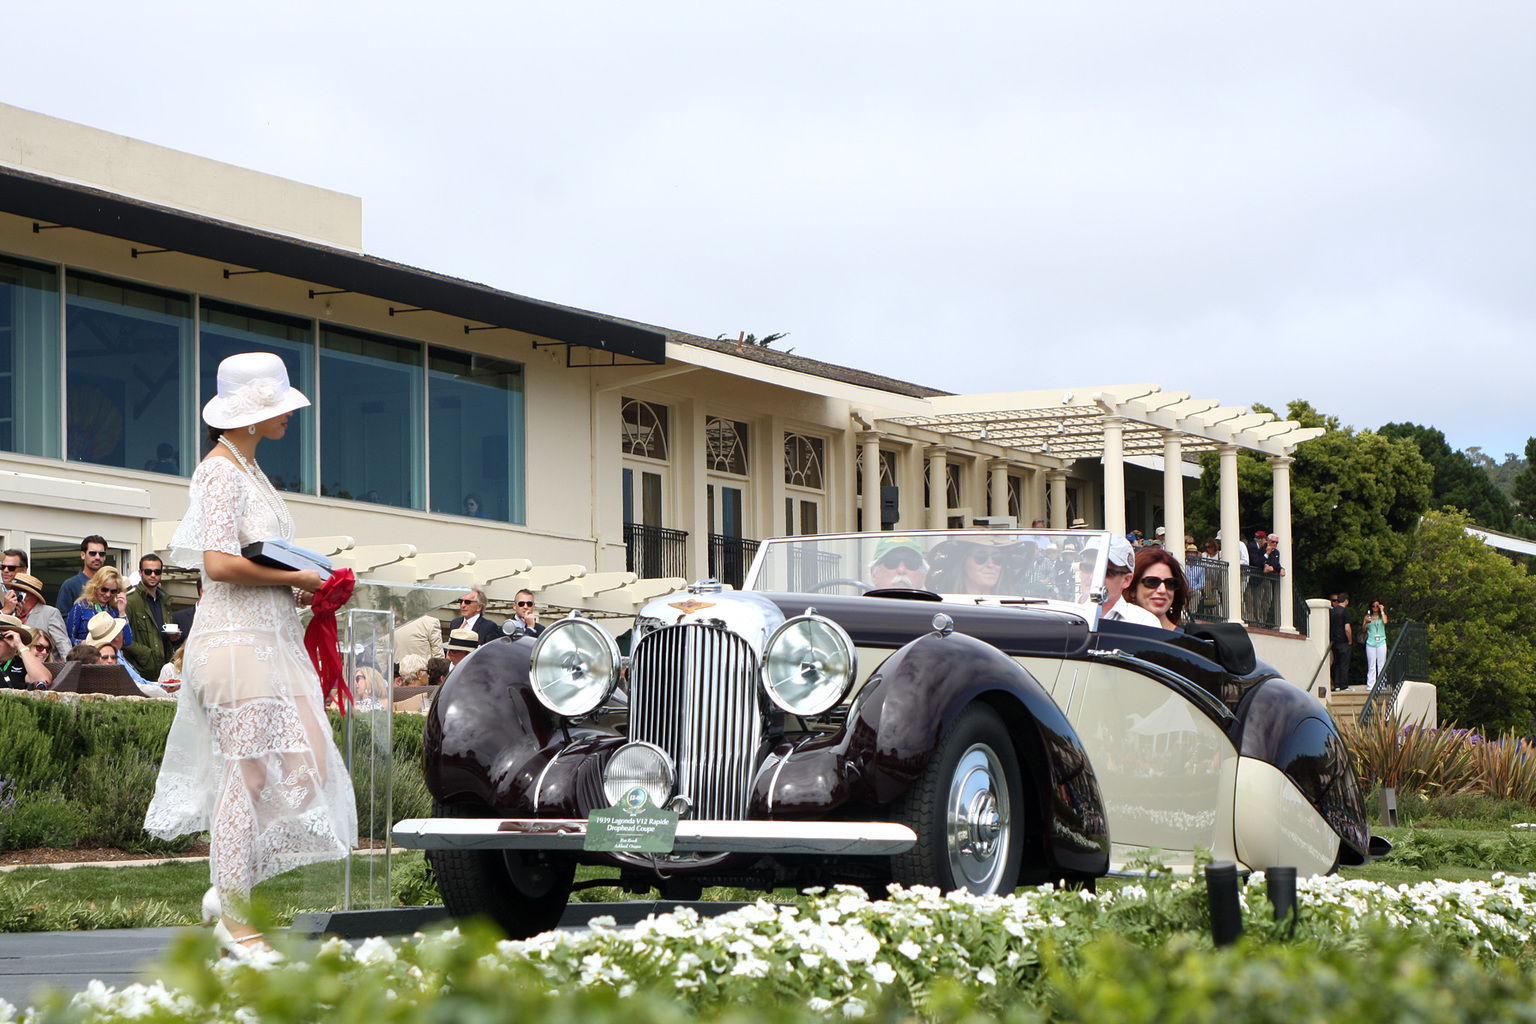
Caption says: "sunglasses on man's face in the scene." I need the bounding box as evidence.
[1,564,20,573]
[877,552,925,572]
[142,568,162,576]
[458,598,478,605]
[515,601,534,607]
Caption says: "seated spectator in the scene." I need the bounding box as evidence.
[92,637,164,695]
[445,628,480,666]
[0,614,51,689]
[10,572,71,657]
[30,631,57,662]
[84,613,153,689]
[66,643,101,664]
[426,656,451,686]
[66,567,133,648]
[1128,546,1189,631]
[398,654,428,686]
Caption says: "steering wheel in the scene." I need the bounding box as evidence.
[805,577,871,595]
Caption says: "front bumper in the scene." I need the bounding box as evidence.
[393,817,917,855]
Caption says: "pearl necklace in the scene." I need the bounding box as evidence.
[219,436,295,539]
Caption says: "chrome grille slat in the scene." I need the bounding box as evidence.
[630,625,761,819]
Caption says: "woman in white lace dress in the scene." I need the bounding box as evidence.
[145,352,356,955]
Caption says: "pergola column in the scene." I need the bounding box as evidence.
[1219,443,1242,625]
[1048,470,1068,528]
[1162,430,1185,557]
[858,431,882,533]
[988,460,1010,520]
[1102,415,1126,536]
[925,446,949,530]
[1272,454,1295,632]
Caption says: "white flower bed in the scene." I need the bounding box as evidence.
[14,873,1536,1022]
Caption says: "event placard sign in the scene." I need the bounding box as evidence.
[585,789,679,853]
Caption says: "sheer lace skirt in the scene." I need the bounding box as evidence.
[145,582,356,907]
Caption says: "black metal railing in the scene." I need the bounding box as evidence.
[1359,622,1429,725]
[786,545,846,592]
[708,534,761,590]
[1187,556,1229,623]
[1240,565,1282,630]
[624,522,689,580]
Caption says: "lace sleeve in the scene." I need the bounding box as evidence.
[168,460,246,570]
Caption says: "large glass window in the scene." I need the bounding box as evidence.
[319,327,424,508]
[428,347,524,523]
[200,301,316,493]
[0,256,61,459]
[66,273,194,475]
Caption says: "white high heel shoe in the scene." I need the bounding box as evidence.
[202,886,221,926]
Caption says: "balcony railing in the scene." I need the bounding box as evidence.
[624,522,688,580]
[1358,622,1429,725]
[708,534,761,590]
[1187,556,1229,623]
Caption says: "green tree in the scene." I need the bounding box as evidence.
[1513,437,1536,521]
[1187,400,1432,602]
[1377,422,1513,531]
[1389,508,1536,734]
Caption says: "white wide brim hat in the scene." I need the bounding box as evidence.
[202,351,311,430]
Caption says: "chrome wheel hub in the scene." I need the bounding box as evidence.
[946,744,1011,893]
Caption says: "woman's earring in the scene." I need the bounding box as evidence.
[248,425,257,435]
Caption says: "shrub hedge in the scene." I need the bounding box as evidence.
[0,695,429,853]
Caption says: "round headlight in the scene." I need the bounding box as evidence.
[603,741,675,808]
[529,618,620,717]
[761,614,857,717]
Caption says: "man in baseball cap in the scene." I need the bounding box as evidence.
[868,537,929,590]
[1083,534,1159,627]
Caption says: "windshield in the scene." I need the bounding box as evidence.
[744,529,1113,604]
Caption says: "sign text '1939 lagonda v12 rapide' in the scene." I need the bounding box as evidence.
[394,529,1385,938]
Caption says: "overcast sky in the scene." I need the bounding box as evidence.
[6,2,1532,459]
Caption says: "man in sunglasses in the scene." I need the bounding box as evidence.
[124,554,177,679]
[868,538,930,590]
[1,549,27,616]
[1093,536,1160,628]
[450,586,502,646]
[511,589,544,638]
[56,535,109,614]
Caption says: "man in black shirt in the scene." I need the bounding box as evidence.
[1329,593,1353,691]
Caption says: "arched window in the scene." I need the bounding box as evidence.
[706,417,749,475]
[621,397,669,460]
[783,433,824,489]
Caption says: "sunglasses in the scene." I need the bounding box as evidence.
[877,552,926,571]
[99,588,120,596]
[1,565,20,572]
[1139,576,1179,591]
[458,598,478,605]
[142,568,162,576]
[515,601,534,607]
[100,652,118,662]
[970,550,1004,566]
[31,642,50,653]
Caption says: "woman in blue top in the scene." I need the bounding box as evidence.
[1363,600,1388,688]
[65,566,133,649]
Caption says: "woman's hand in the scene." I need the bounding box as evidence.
[292,570,323,595]
[114,592,128,614]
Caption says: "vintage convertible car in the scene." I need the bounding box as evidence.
[395,529,1382,938]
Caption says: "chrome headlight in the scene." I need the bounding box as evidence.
[603,741,675,808]
[529,618,620,717]
[761,614,857,716]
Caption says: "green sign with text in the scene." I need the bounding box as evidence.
[585,788,679,853]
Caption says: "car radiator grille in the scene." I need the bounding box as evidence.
[628,624,763,820]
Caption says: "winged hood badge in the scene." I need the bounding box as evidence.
[668,599,716,614]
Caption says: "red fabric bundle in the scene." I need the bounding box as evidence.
[304,568,356,713]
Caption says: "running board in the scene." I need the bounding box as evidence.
[393,817,917,855]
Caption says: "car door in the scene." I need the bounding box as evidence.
[1063,660,1239,871]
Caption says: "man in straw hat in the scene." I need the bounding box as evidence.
[445,627,480,667]
[0,614,49,689]
[9,572,70,657]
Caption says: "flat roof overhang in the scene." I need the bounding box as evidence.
[0,165,666,364]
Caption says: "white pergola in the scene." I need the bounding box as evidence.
[878,384,1324,632]
[148,522,684,622]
